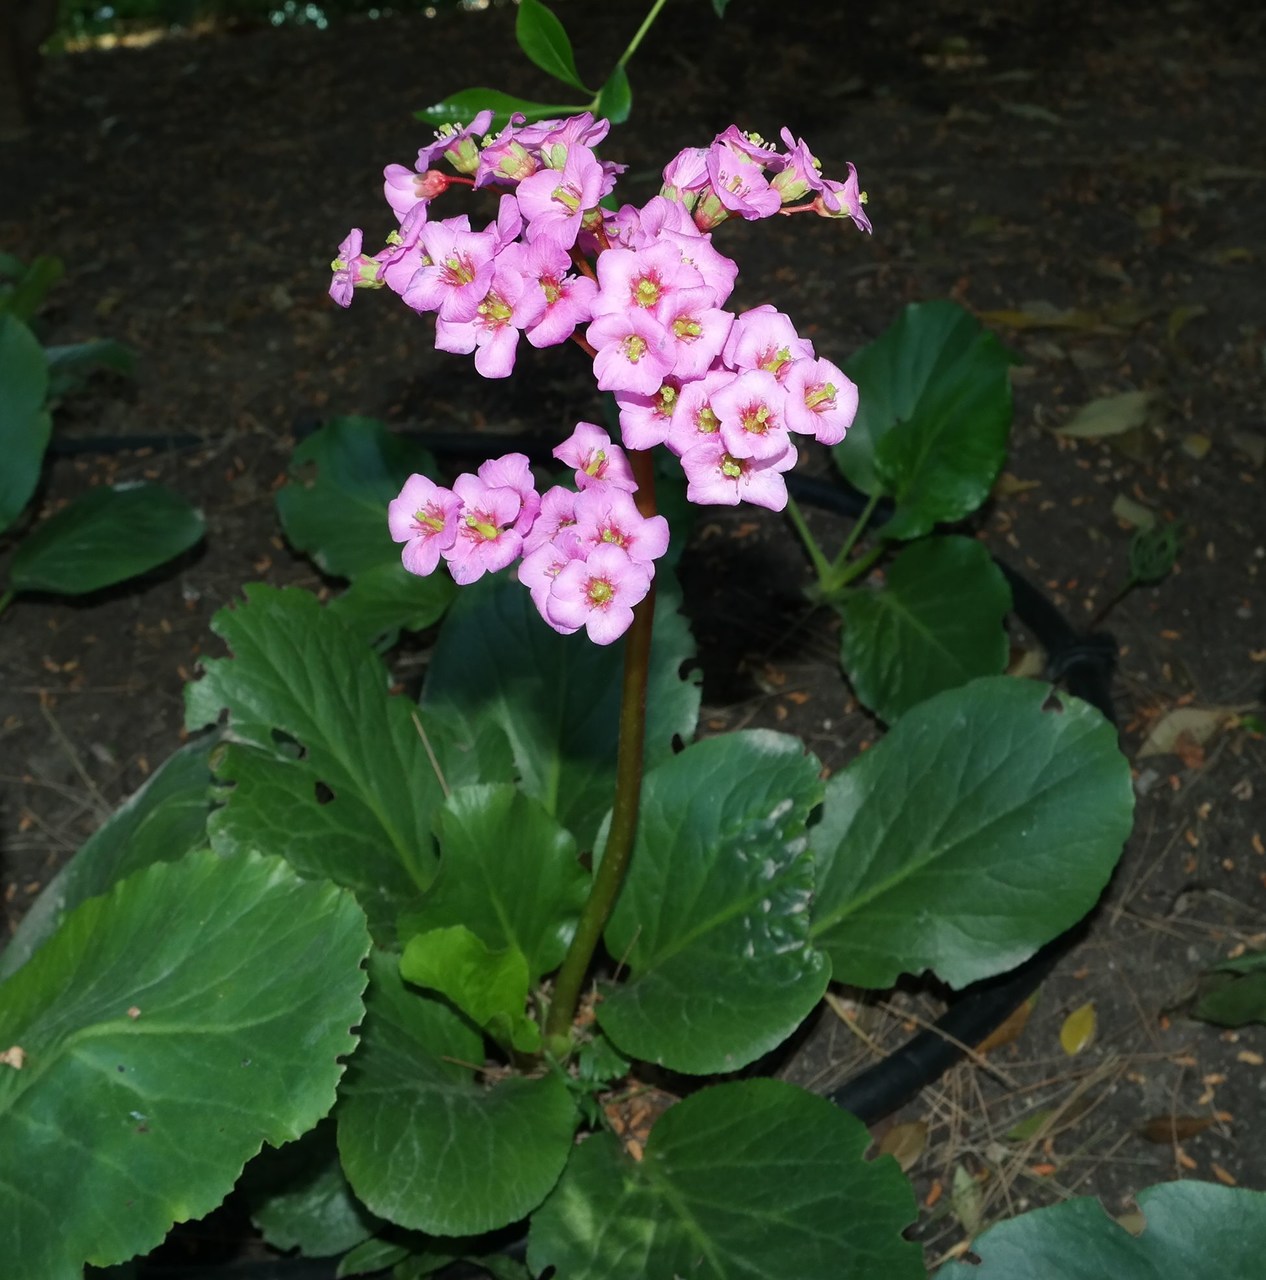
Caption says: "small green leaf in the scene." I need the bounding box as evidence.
[338,952,578,1237]
[415,88,587,133]
[840,535,1012,721]
[399,783,588,982]
[0,736,215,981]
[276,417,440,580]
[595,65,632,125]
[598,731,829,1074]
[401,925,540,1053]
[935,1181,1266,1278]
[811,677,1134,989]
[1129,520,1181,585]
[516,0,590,92]
[328,561,456,649]
[10,483,204,595]
[835,301,1017,540]
[0,254,63,323]
[528,1080,923,1280]
[1193,950,1266,1027]
[0,849,371,1278]
[0,313,52,534]
[422,571,699,849]
[45,337,135,400]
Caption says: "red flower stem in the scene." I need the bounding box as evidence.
[543,448,657,1053]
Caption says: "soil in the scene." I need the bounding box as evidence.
[2,0,1265,1269]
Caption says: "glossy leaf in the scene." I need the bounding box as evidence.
[516,0,589,92]
[835,301,1016,540]
[0,313,52,534]
[398,783,588,981]
[338,952,578,1236]
[935,1180,1266,1278]
[595,64,632,125]
[422,572,699,848]
[598,731,829,1073]
[415,88,586,133]
[0,736,215,981]
[811,677,1133,989]
[839,535,1011,721]
[528,1079,923,1280]
[185,587,458,937]
[0,849,371,1278]
[9,483,204,595]
[276,416,439,579]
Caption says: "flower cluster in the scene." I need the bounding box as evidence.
[333,114,871,642]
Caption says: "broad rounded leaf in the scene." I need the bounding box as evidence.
[328,561,456,650]
[840,535,1011,722]
[528,1080,922,1280]
[598,731,829,1074]
[399,783,588,981]
[1194,949,1266,1027]
[0,313,51,533]
[0,736,215,981]
[835,300,1017,540]
[516,0,589,92]
[936,1180,1266,1278]
[185,587,457,937]
[811,677,1133,988]
[415,88,586,132]
[276,417,439,580]
[338,953,577,1236]
[422,572,699,848]
[595,65,632,125]
[0,849,371,1278]
[10,482,205,595]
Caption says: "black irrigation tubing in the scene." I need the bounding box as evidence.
[72,424,1117,1278]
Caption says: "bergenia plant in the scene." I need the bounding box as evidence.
[0,116,1151,1279]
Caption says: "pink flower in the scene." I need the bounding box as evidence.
[710,368,790,460]
[546,543,653,645]
[657,287,733,381]
[404,219,498,321]
[587,309,673,395]
[433,251,543,379]
[722,305,814,379]
[329,229,383,308]
[554,422,637,492]
[783,357,859,445]
[444,458,538,584]
[706,138,782,222]
[416,110,495,174]
[679,436,798,511]
[379,204,433,296]
[573,486,669,565]
[476,452,541,530]
[388,474,460,576]
[591,243,703,317]
[383,164,452,222]
[517,238,597,348]
[665,368,730,457]
[815,163,873,234]
[517,147,605,251]
[519,528,586,625]
[615,379,682,451]
[522,485,578,556]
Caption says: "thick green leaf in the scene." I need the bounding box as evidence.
[811,677,1133,989]
[935,1180,1266,1278]
[516,0,589,92]
[328,560,456,649]
[185,587,459,937]
[598,731,829,1073]
[338,952,578,1236]
[839,535,1011,721]
[0,313,52,534]
[421,571,699,849]
[399,783,587,980]
[0,736,215,981]
[835,301,1016,540]
[1193,950,1266,1027]
[0,849,371,1278]
[45,337,136,400]
[528,1079,922,1280]
[0,254,63,323]
[247,1123,381,1258]
[595,65,632,125]
[415,88,587,133]
[10,483,204,595]
[338,1237,412,1276]
[277,417,440,580]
